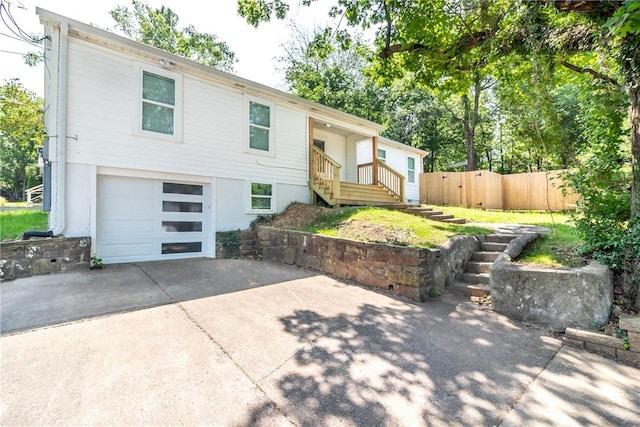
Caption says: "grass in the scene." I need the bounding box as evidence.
[293,205,583,267]
[0,210,49,241]
[433,206,583,267]
[297,206,492,248]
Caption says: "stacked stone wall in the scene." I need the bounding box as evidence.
[256,226,479,302]
[1,237,91,280]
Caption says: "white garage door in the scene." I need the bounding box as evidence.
[97,175,210,264]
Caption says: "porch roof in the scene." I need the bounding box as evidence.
[378,137,428,157]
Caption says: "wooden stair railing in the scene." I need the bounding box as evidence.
[310,145,341,204]
[357,162,405,202]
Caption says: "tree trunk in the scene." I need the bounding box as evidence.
[630,85,640,216]
[627,83,640,309]
[462,94,477,171]
[462,76,482,171]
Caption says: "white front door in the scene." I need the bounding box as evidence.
[97,175,210,264]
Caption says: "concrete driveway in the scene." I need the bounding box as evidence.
[1,259,639,426]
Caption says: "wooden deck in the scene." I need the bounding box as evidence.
[335,182,402,206]
[310,146,406,207]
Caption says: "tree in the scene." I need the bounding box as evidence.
[278,24,388,124]
[239,0,640,306]
[110,0,236,71]
[0,79,45,201]
[239,0,515,171]
[278,24,464,171]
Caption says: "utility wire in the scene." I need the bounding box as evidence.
[1,30,41,47]
[0,0,46,45]
[0,48,30,55]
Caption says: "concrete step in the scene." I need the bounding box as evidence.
[482,242,508,252]
[461,272,490,285]
[486,234,519,244]
[465,261,492,274]
[442,218,467,224]
[449,281,491,298]
[428,214,455,221]
[404,206,433,212]
[471,251,501,262]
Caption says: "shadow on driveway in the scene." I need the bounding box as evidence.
[0,258,319,334]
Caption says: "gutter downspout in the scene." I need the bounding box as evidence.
[52,21,68,236]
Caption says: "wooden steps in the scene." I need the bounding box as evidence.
[389,205,468,224]
[334,182,402,206]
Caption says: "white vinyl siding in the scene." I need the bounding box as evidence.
[357,139,423,203]
[64,39,306,186]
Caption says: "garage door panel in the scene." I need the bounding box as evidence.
[99,198,157,218]
[100,243,154,258]
[97,176,210,264]
[99,176,155,196]
[100,219,155,234]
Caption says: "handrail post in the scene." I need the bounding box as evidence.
[372,136,378,185]
[333,163,341,201]
[400,175,405,202]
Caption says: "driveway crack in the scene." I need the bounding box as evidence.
[134,263,298,426]
[258,322,352,383]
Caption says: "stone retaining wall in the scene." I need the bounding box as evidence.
[0,237,91,280]
[491,258,612,331]
[565,315,640,367]
[490,232,613,331]
[215,230,258,259]
[256,226,479,302]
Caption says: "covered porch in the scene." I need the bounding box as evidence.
[308,117,405,207]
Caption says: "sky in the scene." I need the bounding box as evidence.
[0,0,337,96]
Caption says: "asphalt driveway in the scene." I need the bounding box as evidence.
[1,259,639,426]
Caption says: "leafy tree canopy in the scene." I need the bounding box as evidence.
[0,79,45,201]
[111,0,236,71]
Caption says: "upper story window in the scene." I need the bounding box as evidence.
[407,157,416,183]
[248,99,273,153]
[142,71,175,135]
[377,148,387,163]
[135,64,183,141]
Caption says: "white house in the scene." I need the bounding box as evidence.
[357,137,425,204]
[37,8,426,264]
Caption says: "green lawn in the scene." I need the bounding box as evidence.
[431,206,583,267]
[297,206,492,248]
[294,205,582,267]
[0,210,49,241]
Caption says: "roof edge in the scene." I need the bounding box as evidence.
[36,7,386,134]
[378,136,427,156]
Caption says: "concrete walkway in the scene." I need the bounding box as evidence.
[1,259,639,426]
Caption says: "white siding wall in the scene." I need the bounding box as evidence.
[64,163,93,236]
[62,37,310,236]
[356,139,423,203]
[65,38,308,185]
[313,128,347,181]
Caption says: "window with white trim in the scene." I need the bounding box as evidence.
[407,157,416,183]
[249,100,272,152]
[250,182,273,211]
[377,148,386,163]
[142,71,176,135]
